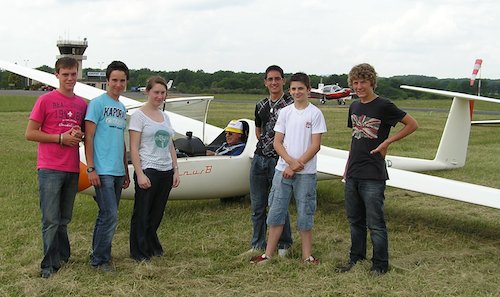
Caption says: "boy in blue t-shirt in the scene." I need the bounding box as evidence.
[84,61,130,272]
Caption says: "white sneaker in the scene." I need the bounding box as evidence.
[239,248,261,256]
[278,248,288,257]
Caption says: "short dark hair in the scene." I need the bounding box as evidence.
[55,57,78,73]
[106,61,129,80]
[289,72,311,89]
[264,65,284,79]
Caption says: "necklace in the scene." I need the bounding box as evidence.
[269,94,284,113]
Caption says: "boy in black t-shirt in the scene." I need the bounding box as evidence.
[336,63,418,275]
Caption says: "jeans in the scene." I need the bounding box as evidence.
[344,178,388,271]
[130,169,173,260]
[249,154,292,250]
[267,171,317,231]
[91,175,125,266]
[38,169,78,272]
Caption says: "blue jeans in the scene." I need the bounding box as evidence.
[91,175,125,266]
[344,178,388,271]
[38,169,78,272]
[267,171,317,230]
[130,169,173,260]
[249,154,292,250]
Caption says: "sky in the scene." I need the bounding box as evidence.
[1,0,499,79]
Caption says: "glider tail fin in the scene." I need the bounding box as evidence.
[400,85,500,169]
[433,96,471,167]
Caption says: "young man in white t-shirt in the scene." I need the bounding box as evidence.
[251,72,327,264]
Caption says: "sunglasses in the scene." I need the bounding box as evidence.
[266,77,283,82]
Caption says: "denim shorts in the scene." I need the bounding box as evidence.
[267,170,317,230]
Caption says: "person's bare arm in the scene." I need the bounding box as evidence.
[122,141,130,189]
[129,130,148,189]
[273,132,304,178]
[255,127,261,140]
[25,120,58,143]
[297,133,322,165]
[169,140,180,188]
[370,114,419,157]
[26,120,82,146]
[84,120,100,187]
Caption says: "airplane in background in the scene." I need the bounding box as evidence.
[1,60,499,209]
[133,79,173,93]
[309,81,354,105]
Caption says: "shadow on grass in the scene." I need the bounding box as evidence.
[386,193,500,243]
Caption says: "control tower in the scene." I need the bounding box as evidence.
[56,38,88,79]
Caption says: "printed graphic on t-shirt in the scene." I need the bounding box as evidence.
[57,109,85,128]
[103,106,126,129]
[51,102,85,128]
[351,114,381,139]
[155,130,171,148]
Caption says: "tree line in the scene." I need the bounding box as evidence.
[1,65,499,100]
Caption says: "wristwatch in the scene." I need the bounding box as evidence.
[86,167,95,173]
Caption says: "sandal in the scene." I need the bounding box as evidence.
[303,255,320,265]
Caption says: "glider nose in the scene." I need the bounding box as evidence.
[78,162,92,192]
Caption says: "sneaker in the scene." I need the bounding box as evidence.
[132,256,150,262]
[370,267,387,276]
[335,261,356,273]
[92,262,115,273]
[40,269,52,279]
[303,255,320,265]
[100,262,115,272]
[278,248,288,257]
[250,254,270,264]
[240,248,262,256]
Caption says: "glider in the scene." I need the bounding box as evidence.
[1,60,499,209]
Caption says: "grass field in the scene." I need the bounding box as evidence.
[0,92,499,296]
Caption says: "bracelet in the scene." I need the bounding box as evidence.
[58,134,63,145]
